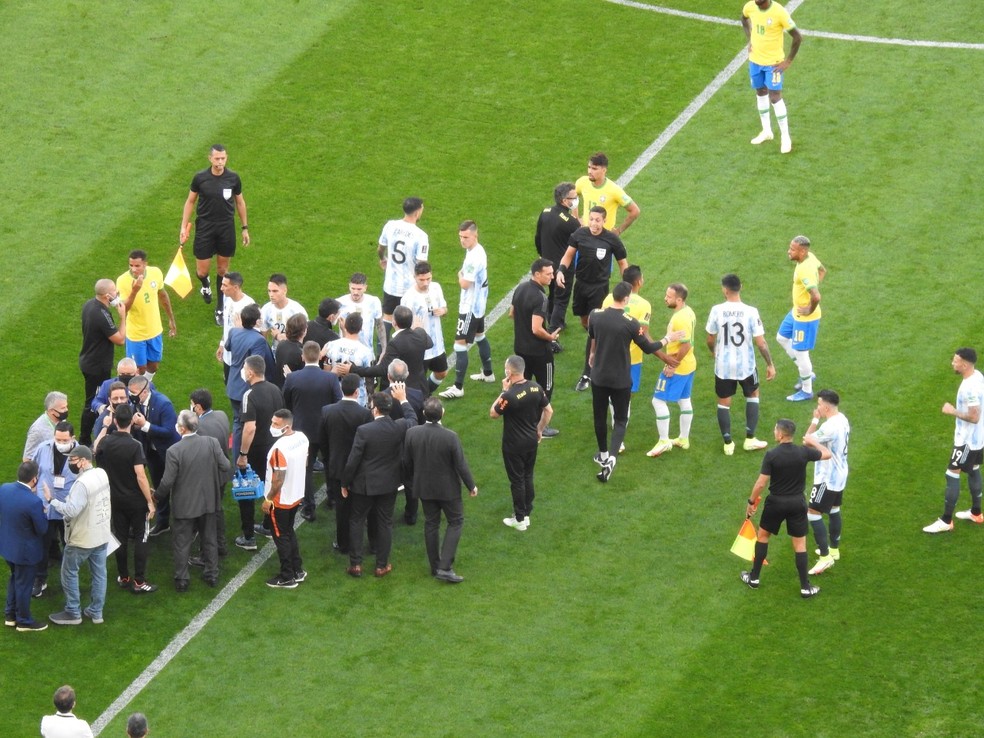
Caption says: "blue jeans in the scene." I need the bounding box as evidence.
[61,543,108,618]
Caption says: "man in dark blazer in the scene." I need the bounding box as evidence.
[128,374,181,536]
[341,383,417,578]
[349,305,433,396]
[403,398,478,583]
[190,388,232,557]
[283,340,342,521]
[155,410,231,591]
[0,461,48,631]
[320,374,373,555]
[383,359,425,525]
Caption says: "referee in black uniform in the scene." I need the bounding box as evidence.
[588,282,679,483]
[556,205,628,392]
[180,144,249,324]
[534,182,580,336]
[510,258,560,437]
[741,418,831,598]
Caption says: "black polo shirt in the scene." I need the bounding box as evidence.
[535,205,580,265]
[511,279,550,357]
[567,226,627,285]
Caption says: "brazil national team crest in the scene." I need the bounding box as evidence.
[223,188,232,200]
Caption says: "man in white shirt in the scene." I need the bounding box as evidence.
[262,409,309,588]
[40,685,93,738]
[804,389,850,573]
[261,273,308,351]
[400,261,449,393]
[336,272,385,354]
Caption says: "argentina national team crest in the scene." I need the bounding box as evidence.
[223,188,232,200]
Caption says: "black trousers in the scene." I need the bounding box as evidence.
[502,445,538,520]
[349,492,396,568]
[36,519,64,582]
[112,503,150,581]
[272,505,303,580]
[238,444,271,538]
[80,370,108,445]
[519,351,554,401]
[303,444,320,515]
[5,560,38,626]
[421,497,464,573]
[591,384,631,454]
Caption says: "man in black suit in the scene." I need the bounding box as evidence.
[403,398,478,583]
[348,305,433,396]
[155,410,231,591]
[283,340,342,521]
[305,297,341,349]
[341,383,417,578]
[0,461,48,631]
[128,375,181,536]
[383,359,425,525]
[320,374,373,556]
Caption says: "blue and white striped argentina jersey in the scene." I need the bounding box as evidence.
[705,300,765,380]
[400,282,446,360]
[379,219,429,297]
[955,370,984,450]
[458,243,489,318]
[812,412,850,490]
[324,337,375,407]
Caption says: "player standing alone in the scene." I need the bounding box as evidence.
[803,389,850,573]
[378,197,429,339]
[741,0,802,154]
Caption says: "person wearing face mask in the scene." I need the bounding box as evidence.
[45,446,113,626]
[89,358,154,422]
[127,375,181,537]
[261,410,308,588]
[96,404,157,594]
[79,278,127,446]
[29,421,79,599]
[91,382,129,453]
[154,411,231,592]
[0,461,48,631]
[23,391,70,462]
[534,182,581,337]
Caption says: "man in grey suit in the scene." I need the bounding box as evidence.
[341,383,416,578]
[190,388,231,558]
[403,397,478,583]
[155,410,232,591]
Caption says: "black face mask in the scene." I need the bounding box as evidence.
[57,410,69,421]
[120,374,134,383]
[68,461,81,474]
[129,394,142,404]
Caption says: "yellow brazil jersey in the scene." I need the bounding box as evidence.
[743,0,795,66]
[575,175,633,230]
[117,266,165,341]
[666,305,697,376]
[792,252,822,322]
[602,292,652,365]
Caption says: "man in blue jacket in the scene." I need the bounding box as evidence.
[0,461,49,631]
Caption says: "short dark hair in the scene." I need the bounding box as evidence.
[126,712,149,738]
[273,409,293,424]
[53,685,76,713]
[223,271,244,287]
[109,380,127,395]
[393,305,413,330]
[114,403,134,429]
[403,197,424,215]
[531,258,553,276]
[17,461,38,484]
[285,313,307,341]
[423,397,444,423]
[210,143,226,153]
[269,273,288,286]
[791,235,811,249]
[721,273,742,292]
[668,282,688,301]
[54,420,74,435]
[817,389,840,406]
[302,340,321,363]
[612,281,633,302]
[244,355,266,378]
[588,205,606,218]
[349,272,367,286]
[505,354,525,375]
[553,181,576,206]
[622,265,642,287]
[956,347,978,364]
[344,312,364,335]
[373,392,393,414]
[589,152,609,167]
[775,418,796,438]
[414,261,432,276]
[458,220,477,233]
[240,303,261,329]
[340,373,361,396]
[318,297,340,320]
[128,249,147,262]
[190,388,213,411]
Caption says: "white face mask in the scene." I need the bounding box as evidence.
[55,441,74,454]
[269,425,285,438]
[240,367,249,382]
[569,197,579,211]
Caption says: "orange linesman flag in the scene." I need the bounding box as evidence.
[730,518,757,561]
[165,247,193,298]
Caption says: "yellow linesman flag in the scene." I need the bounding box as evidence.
[165,247,193,298]
[730,518,757,561]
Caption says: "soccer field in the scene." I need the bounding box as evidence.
[4,1,984,736]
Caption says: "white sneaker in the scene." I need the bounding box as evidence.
[470,372,495,383]
[646,439,673,458]
[503,517,529,531]
[439,385,464,399]
[922,518,954,534]
[743,438,768,451]
[780,136,792,154]
[808,555,835,575]
[723,442,735,456]
[815,547,840,561]
[751,130,774,145]
[618,443,626,454]
[955,509,984,524]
